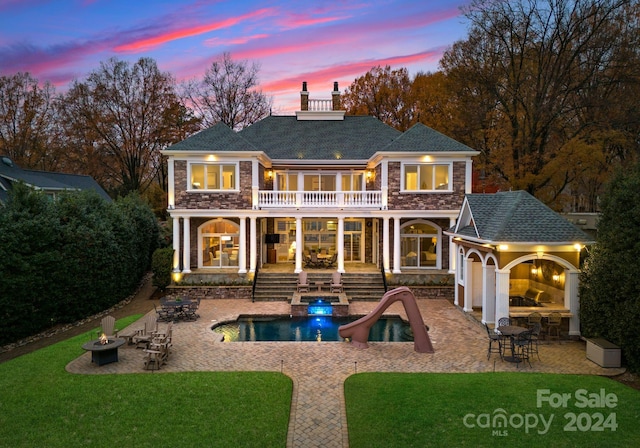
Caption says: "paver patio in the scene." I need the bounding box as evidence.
[66,298,625,448]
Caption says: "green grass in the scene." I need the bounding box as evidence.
[0,315,292,448]
[345,372,640,448]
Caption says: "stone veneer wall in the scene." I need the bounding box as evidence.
[386,161,466,210]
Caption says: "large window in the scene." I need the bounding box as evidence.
[200,219,239,268]
[276,172,298,191]
[342,172,365,191]
[400,221,440,269]
[190,163,237,190]
[303,174,336,191]
[403,164,450,191]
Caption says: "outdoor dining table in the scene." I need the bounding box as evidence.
[497,325,528,363]
[160,298,193,320]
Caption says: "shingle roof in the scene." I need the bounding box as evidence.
[382,122,477,152]
[165,122,258,152]
[0,156,110,202]
[457,191,593,243]
[238,115,401,160]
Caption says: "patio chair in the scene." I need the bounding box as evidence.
[330,272,343,293]
[485,324,503,360]
[527,312,542,330]
[310,252,322,268]
[529,322,542,360]
[297,271,310,293]
[546,312,562,342]
[99,315,118,339]
[514,329,533,368]
[325,253,337,268]
[183,300,200,321]
[132,314,158,349]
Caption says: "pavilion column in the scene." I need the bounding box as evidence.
[382,216,390,273]
[463,256,474,312]
[494,269,510,324]
[337,217,345,273]
[482,263,496,324]
[249,216,257,273]
[172,216,180,272]
[182,217,191,273]
[566,270,580,336]
[392,217,401,273]
[294,216,303,273]
[238,217,247,274]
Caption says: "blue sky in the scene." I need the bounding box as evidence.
[0,0,471,113]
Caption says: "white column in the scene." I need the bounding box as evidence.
[172,216,180,272]
[238,217,247,274]
[566,270,580,336]
[482,263,496,324]
[463,256,474,312]
[393,217,401,273]
[249,216,257,273]
[295,216,303,273]
[494,269,511,324]
[251,160,259,209]
[381,160,388,209]
[182,217,191,273]
[337,217,345,273]
[453,243,460,307]
[382,216,390,272]
[167,158,175,209]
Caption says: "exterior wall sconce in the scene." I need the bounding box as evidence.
[531,266,538,275]
[366,169,374,182]
[553,273,560,283]
[267,169,273,179]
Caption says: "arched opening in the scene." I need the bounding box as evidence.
[400,220,441,269]
[199,219,240,268]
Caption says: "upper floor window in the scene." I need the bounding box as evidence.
[342,172,365,191]
[304,173,335,191]
[276,172,298,191]
[190,163,237,190]
[403,164,450,191]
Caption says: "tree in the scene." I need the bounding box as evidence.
[440,0,639,209]
[579,162,640,372]
[183,52,271,130]
[59,57,184,196]
[342,66,415,131]
[0,72,63,170]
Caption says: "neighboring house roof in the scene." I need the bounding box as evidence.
[450,190,594,244]
[0,155,111,203]
[165,116,475,161]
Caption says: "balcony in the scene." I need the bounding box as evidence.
[258,190,383,209]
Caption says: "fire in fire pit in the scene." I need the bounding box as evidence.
[99,333,109,345]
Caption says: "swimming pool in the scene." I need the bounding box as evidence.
[212,315,414,342]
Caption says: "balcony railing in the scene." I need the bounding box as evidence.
[258,190,383,209]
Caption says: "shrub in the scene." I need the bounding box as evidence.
[152,247,174,290]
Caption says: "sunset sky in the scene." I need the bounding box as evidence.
[0,0,471,113]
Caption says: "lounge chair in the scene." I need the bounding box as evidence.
[330,272,343,293]
[297,271,310,293]
[99,315,118,339]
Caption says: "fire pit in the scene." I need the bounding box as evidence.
[81,335,126,366]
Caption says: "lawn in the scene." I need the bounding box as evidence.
[0,315,292,448]
[345,372,640,448]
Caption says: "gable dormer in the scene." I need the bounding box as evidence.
[296,82,345,121]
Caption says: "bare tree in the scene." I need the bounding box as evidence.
[183,52,271,130]
[59,57,184,195]
[0,73,63,170]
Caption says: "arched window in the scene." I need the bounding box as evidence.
[199,219,240,268]
[400,221,440,269]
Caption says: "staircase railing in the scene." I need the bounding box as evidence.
[251,264,260,302]
[380,262,388,293]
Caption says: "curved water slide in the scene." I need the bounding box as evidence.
[338,286,434,353]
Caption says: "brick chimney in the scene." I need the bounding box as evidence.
[332,82,340,111]
[300,81,309,111]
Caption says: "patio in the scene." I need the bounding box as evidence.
[67,298,625,448]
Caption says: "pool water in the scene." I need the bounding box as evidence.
[212,315,414,342]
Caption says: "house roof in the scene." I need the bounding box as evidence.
[382,122,477,153]
[0,156,111,203]
[165,115,476,161]
[451,190,593,244]
[165,122,258,152]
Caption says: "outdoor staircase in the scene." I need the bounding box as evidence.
[251,271,387,302]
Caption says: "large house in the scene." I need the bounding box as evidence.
[163,83,478,279]
[0,155,110,203]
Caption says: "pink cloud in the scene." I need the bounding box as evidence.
[114,8,275,52]
[204,34,269,47]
